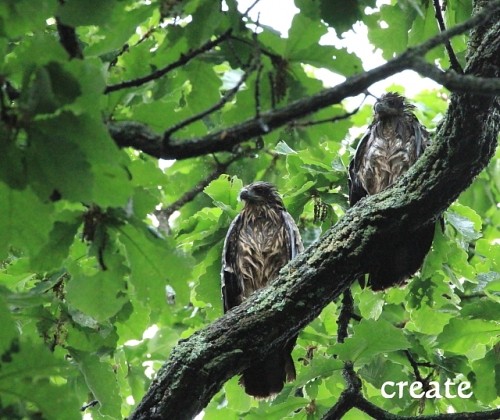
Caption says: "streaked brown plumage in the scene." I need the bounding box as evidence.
[348,92,435,290]
[221,182,303,398]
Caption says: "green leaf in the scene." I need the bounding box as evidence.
[295,355,343,386]
[0,183,54,259]
[31,211,82,271]
[193,245,224,319]
[0,135,27,189]
[118,222,192,310]
[0,0,57,38]
[204,175,243,214]
[85,5,155,56]
[475,239,500,272]
[408,2,442,60]
[286,14,327,57]
[366,4,411,60]
[471,351,497,404]
[333,319,410,365]
[0,295,18,355]
[224,377,252,413]
[0,340,80,420]
[437,318,499,357]
[27,130,93,202]
[319,0,368,34]
[357,288,384,320]
[406,305,453,335]
[187,1,224,48]
[446,207,482,241]
[70,350,122,419]
[245,397,308,419]
[66,270,128,323]
[27,113,132,207]
[274,140,297,155]
[359,357,409,389]
[57,0,117,26]
[183,60,222,115]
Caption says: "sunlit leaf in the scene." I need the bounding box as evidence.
[333,319,410,365]
[437,318,499,356]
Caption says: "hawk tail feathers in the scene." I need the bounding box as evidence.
[240,336,297,399]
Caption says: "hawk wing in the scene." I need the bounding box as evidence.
[282,211,304,259]
[221,214,243,312]
[348,127,371,206]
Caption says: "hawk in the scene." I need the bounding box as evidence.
[348,92,436,290]
[221,181,303,398]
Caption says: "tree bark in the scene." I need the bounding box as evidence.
[129,9,500,420]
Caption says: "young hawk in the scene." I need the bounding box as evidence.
[348,92,435,290]
[221,181,303,398]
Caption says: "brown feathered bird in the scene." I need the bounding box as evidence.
[348,92,435,290]
[221,181,303,398]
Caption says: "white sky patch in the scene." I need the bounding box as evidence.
[238,0,299,35]
[143,324,160,339]
[159,159,175,169]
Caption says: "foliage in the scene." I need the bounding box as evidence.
[0,0,498,419]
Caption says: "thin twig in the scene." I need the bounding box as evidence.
[242,0,261,17]
[229,35,282,61]
[404,350,435,384]
[162,60,257,142]
[290,102,364,128]
[154,154,242,229]
[109,26,157,68]
[432,0,464,73]
[105,29,232,94]
[254,63,264,119]
[336,290,355,343]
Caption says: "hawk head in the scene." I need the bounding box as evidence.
[374,92,415,119]
[240,182,284,207]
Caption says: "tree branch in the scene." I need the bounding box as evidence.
[104,29,232,94]
[109,0,500,161]
[324,366,500,420]
[354,397,500,420]
[154,154,242,229]
[162,59,257,140]
[336,290,355,344]
[410,59,496,93]
[290,102,364,128]
[432,0,464,73]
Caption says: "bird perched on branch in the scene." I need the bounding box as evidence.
[221,181,303,398]
[348,92,436,290]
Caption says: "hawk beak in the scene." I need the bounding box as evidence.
[239,188,250,201]
[374,102,388,114]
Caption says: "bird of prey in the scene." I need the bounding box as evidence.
[221,181,303,398]
[348,92,435,290]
